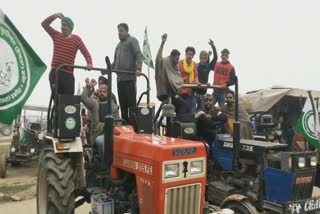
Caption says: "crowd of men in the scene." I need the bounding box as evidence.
[42,13,253,156]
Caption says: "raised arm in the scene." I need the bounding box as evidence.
[41,13,63,38]
[80,79,97,110]
[156,34,167,66]
[208,39,218,70]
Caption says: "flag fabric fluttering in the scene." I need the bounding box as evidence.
[294,91,320,149]
[142,26,154,69]
[0,9,47,125]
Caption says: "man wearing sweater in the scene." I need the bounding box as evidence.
[112,23,143,126]
[42,13,93,95]
[212,49,236,107]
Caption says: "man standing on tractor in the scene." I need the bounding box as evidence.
[112,23,143,129]
[196,39,218,110]
[177,47,199,113]
[221,90,253,139]
[212,49,236,107]
[80,78,120,147]
[42,13,93,95]
[155,34,183,102]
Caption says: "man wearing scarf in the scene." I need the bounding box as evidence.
[42,13,93,95]
[177,47,199,114]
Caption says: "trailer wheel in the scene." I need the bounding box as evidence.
[0,124,12,136]
[37,147,76,214]
[222,199,258,214]
[0,153,7,178]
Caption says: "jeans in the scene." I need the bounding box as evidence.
[173,94,196,114]
[212,92,226,107]
[95,135,104,161]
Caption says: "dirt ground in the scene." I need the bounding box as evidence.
[0,138,91,213]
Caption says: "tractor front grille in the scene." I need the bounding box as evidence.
[164,183,201,214]
[293,169,315,200]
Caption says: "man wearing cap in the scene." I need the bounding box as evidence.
[42,13,93,95]
[212,48,236,107]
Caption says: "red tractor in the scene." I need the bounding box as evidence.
[36,58,231,214]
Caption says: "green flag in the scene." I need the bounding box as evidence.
[0,9,47,125]
[142,26,154,69]
[294,91,320,149]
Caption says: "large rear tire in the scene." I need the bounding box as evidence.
[0,153,7,178]
[222,199,258,214]
[37,147,76,214]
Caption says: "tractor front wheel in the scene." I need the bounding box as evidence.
[37,147,76,214]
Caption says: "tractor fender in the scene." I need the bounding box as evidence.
[45,136,83,153]
[220,194,248,207]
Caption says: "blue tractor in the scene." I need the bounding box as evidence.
[160,77,320,213]
[209,135,318,213]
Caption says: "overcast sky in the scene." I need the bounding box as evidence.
[1,0,320,107]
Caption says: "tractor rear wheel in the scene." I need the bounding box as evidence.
[37,147,76,214]
[222,199,258,214]
[0,153,7,178]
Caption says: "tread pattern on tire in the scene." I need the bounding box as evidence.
[37,148,76,214]
[0,153,7,178]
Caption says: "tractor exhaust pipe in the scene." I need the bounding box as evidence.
[103,56,114,171]
[233,76,240,172]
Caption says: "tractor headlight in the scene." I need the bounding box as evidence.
[164,163,179,178]
[10,147,15,153]
[30,148,35,154]
[310,156,317,167]
[190,160,204,175]
[275,130,282,136]
[298,157,306,168]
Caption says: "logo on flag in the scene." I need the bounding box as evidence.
[0,10,47,125]
[294,91,320,149]
[142,26,154,69]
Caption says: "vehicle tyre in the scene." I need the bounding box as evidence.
[37,147,76,214]
[0,153,7,178]
[222,199,258,214]
[0,124,12,136]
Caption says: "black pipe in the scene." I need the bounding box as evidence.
[233,76,240,172]
[104,57,114,171]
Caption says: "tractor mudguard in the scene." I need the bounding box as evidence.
[45,136,83,153]
[220,194,248,207]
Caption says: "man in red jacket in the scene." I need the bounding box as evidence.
[212,49,236,107]
[42,13,93,95]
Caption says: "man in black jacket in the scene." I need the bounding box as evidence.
[196,94,227,143]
